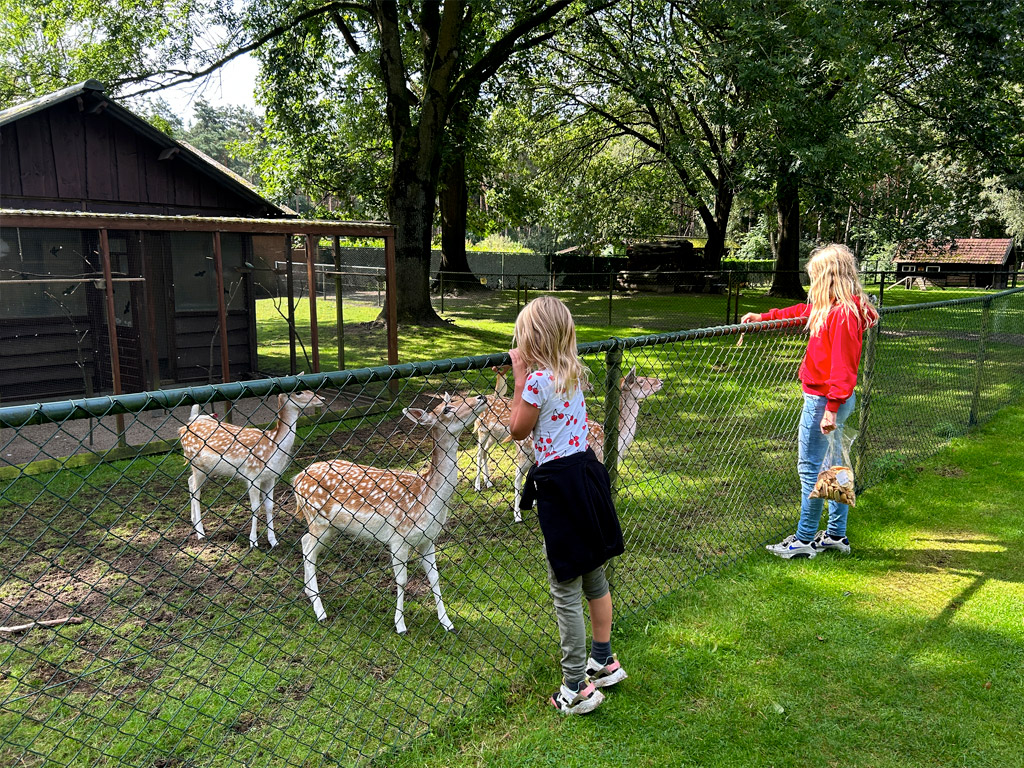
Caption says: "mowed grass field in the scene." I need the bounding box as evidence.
[389,405,1024,768]
[1,287,1021,766]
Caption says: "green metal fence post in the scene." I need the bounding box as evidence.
[968,297,993,427]
[604,345,623,496]
[853,321,879,493]
[440,271,445,314]
[516,274,521,317]
[877,271,885,308]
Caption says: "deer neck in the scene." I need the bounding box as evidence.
[617,392,642,454]
[423,429,460,514]
[271,404,301,455]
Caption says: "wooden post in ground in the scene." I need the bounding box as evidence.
[212,232,232,421]
[285,235,296,375]
[333,236,344,371]
[98,229,126,447]
[305,234,320,373]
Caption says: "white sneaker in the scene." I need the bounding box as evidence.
[813,530,851,554]
[766,534,817,559]
[585,655,628,688]
[549,680,605,715]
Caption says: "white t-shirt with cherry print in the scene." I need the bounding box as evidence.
[520,369,589,465]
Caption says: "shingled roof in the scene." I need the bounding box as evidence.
[896,239,1014,265]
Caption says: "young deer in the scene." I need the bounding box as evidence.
[473,367,662,521]
[179,389,325,548]
[293,393,488,632]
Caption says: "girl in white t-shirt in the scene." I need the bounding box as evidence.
[506,296,627,715]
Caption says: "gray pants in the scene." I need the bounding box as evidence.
[546,556,610,683]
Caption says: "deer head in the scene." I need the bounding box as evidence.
[403,393,488,435]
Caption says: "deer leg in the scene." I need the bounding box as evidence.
[188,469,208,540]
[247,483,262,548]
[389,544,410,634]
[418,540,454,631]
[263,485,278,548]
[302,519,333,621]
[474,433,493,491]
[513,445,530,523]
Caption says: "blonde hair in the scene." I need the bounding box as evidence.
[806,244,880,337]
[513,296,589,394]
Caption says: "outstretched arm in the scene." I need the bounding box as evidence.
[508,349,540,441]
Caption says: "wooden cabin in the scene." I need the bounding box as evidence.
[893,239,1018,289]
[0,80,391,404]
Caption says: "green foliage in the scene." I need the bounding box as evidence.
[467,234,532,253]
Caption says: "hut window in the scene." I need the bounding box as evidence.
[0,228,88,318]
[170,233,246,312]
[900,264,916,273]
[925,265,940,273]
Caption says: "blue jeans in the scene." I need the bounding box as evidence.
[796,393,856,543]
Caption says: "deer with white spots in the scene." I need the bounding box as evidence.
[179,389,325,548]
[473,367,662,521]
[292,393,488,632]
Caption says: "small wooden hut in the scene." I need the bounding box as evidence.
[0,80,394,404]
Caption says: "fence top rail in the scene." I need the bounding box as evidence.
[1,287,1020,428]
[877,285,1023,314]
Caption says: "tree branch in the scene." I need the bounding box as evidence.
[120,2,371,98]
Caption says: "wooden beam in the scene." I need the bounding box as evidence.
[1,210,393,238]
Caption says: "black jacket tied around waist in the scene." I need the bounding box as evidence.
[519,447,625,582]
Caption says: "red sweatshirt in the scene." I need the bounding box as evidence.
[762,300,868,413]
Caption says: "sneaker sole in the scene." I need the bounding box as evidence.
[591,668,628,688]
[551,689,605,715]
[816,545,851,554]
[767,547,817,559]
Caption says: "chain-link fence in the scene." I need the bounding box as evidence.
[1,288,1022,766]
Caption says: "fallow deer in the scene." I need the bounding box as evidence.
[473,367,662,521]
[292,393,488,632]
[179,388,325,548]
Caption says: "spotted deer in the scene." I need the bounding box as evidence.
[179,389,325,548]
[292,393,488,632]
[473,367,662,521]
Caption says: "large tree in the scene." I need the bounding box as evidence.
[248,1,613,323]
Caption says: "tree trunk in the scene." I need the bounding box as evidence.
[438,151,486,291]
[769,161,807,299]
[702,186,734,271]
[387,171,444,324]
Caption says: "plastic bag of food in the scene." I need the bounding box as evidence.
[808,429,857,506]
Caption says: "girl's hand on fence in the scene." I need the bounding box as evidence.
[741,312,762,323]
[509,349,529,384]
[820,410,837,434]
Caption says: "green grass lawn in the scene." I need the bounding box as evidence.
[386,405,1024,768]
[254,284,1017,377]
[1,289,1020,767]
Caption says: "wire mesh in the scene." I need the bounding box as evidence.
[0,288,1021,766]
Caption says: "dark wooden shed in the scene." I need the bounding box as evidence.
[0,81,394,404]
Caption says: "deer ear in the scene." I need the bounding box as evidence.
[624,366,637,384]
[403,408,436,426]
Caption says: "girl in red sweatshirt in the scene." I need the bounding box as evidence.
[741,244,879,559]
